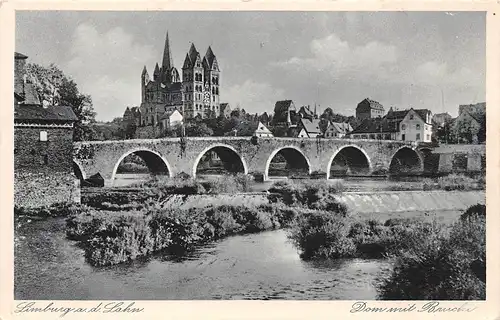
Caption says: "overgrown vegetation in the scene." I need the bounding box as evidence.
[66,202,296,266]
[379,205,485,300]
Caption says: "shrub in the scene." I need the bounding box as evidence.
[68,202,288,266]
[378,208,486,300]
[269,179,344,208]
[288,210,356,260]
[461,204,486,221]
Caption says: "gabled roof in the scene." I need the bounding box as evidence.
[329,122,353,134]
[300,118,321,134]
[15,104,78,122]
[220,103,231,112]
[15,52,28,59]
[273,100,295,123]
[414,109,432,123]
[359,98,385,111]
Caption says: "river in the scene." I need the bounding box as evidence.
[15,218,392,300]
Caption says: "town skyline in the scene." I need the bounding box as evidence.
[16,11,485,121]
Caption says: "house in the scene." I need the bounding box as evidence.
[459,102,486,116]
[258,112,270,126]
[220,103,231,118]
[298,105,317,120]
[324,121,353,138]
[271,100,298,127]
[159,109,183,130]
[14,52,79,208]
[297,118,321,138]
[349,107,433,142]
[234,121,273,137]
[397,108,433,142]
[356,98,385,121]
[451,108,485,144]
[252,121,273,137]
[432,112,453,127]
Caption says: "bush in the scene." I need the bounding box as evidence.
[268,179,344,208]
[378,205,486,300]
[288,210,356,260]
[68,202,290,266]
[461,204,486,221]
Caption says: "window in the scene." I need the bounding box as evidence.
[426,134,430,141]
[416,124,421,130]
[43,154,48,165]
[401,124,406,130]
[40,131,48,141]
[402,134,406,141]
[213,96,215,102]
[410,115,414,120]
[416,133,421,141]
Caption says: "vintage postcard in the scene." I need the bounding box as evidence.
[0,1,499,319]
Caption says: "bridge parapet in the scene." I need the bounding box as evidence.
[74,137,430,185]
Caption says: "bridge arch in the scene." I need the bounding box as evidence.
[73,160,86,180]
[192,144,248,178]
[326,145,372,179]
[265,146,312,181]
[389,146,424,175]
[111,148,173,183]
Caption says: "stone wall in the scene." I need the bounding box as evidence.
[14,171,80,208]
[15,127,74,173]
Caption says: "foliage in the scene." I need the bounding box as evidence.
[379,210,485,300]
[67,202,292,266]
[288,210,356,259]
[14,202,85,218]
[26,63,96,141]
[268,179,345,208]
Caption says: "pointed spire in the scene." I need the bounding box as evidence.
[162,32,174,70]
[142,65,148,76]
[182,53,192,69]
[188,43,199,62]
[153,63,160,79]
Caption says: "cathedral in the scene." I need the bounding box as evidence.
[140,32,222,125]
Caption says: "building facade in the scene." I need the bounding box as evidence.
[350,108,433,142]
[14,52,79,208]
[140,32,223,125]
[355,98,385,121]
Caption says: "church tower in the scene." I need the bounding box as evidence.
[182,43,205,118]
[203,46,220,118]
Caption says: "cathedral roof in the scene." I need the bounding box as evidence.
[204,46,216,67]
[153,63,160,76]
[188,43,200,64]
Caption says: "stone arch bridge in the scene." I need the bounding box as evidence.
[74,137,430,186]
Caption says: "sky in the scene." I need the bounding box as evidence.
[16,11,485,121]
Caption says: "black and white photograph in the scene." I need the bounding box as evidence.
[10,10,489,303]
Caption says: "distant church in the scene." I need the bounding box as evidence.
[139,32,222,125]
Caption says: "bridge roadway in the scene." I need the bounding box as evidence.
[73,136,432,186]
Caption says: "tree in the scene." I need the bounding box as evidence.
[26,63,96,141]
[184,122,213,137]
